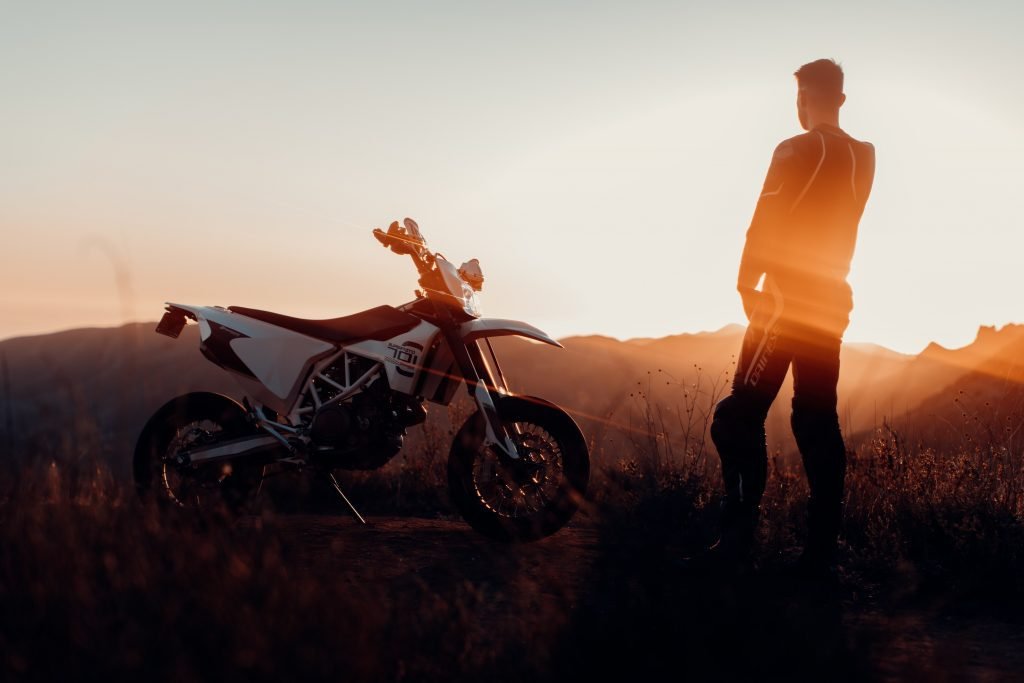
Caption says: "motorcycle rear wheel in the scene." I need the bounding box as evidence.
[133,392,263,513]
[448,396,589,542]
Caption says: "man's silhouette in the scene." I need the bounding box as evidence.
[709,59,875,572]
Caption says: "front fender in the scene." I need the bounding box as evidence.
[458,318,563,348]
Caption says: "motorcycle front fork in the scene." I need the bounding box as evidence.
[442,330,523,464]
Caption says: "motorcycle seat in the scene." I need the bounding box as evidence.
[227,305,419,344]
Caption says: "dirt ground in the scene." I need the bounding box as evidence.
[257,514,1024,682]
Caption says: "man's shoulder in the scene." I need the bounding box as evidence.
[772,132,822,161]
[855,138,876,157]
[774,130,875,161]
[839,133,876,166]
[770,132,827,156]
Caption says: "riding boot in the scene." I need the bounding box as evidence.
[799,495,841,575]
[706,495,760,567]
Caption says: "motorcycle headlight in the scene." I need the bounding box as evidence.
[461,284,481,318]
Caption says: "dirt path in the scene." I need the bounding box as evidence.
[851,607,1024,681]
[283,515,598,587]
[259,514,1024,681]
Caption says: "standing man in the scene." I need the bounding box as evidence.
[709,59,875,573]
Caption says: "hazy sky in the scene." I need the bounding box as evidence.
[2,0,1023,353]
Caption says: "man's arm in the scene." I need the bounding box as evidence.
[736,140,798,317]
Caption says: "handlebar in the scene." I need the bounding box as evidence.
[373,221,434,275]
[372,227,393,248]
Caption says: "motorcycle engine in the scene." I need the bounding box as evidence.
[308,380,426,470]
[308,404,354,449]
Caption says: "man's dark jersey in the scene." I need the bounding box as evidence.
[738,124,875,336]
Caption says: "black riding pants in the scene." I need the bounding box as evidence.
[710,290,847,547]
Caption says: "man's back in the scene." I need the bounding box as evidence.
[741,124,875,334]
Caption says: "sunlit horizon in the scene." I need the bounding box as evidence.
[1,304,1017,358]
[3,1,1023,356]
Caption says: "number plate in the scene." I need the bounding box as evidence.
[155,310,187,338]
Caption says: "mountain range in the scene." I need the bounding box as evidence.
[2,319,1023,474]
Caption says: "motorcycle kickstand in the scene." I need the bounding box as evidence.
[325,471,367,525]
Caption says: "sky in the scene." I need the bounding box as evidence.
[2,0,1023,354]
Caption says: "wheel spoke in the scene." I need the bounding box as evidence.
[159,419,250,510]
[471,420,565,521]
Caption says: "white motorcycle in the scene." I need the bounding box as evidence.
[134,219,589,541]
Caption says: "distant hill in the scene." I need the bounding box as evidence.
[2,320,1022,474]
[0,324,235,472]
[881,325,1024,450]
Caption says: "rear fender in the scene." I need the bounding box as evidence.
[162,303,233,341]
[158,303,336,413]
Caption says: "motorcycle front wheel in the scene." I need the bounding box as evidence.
[133,392,263,513]
[448,396,590,542]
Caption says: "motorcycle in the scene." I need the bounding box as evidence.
[134,218,590,541]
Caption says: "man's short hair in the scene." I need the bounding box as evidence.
[794,59,844,104]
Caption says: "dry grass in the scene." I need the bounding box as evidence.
[0,460,577,682]
[2,386,1024,681]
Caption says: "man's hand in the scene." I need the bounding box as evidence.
[739,286,762,322]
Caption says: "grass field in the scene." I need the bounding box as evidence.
[2,400,1024,681]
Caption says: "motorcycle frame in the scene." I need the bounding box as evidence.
[280,303,540,461]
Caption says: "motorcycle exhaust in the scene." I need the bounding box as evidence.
[180,434,285,466]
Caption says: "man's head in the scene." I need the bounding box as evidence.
[794,59,846,130]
